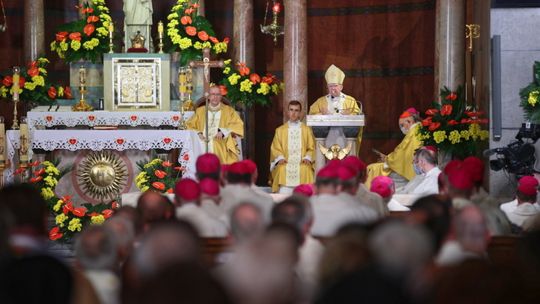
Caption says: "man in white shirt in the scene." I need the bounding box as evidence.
[174,178,228,237]
[398,146,441,195]
[502,176,540,228]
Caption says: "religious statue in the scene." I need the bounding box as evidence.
[123,0,153,51]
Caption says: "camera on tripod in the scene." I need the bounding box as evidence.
[485,122,540,176]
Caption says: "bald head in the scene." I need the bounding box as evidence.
[230,203,264,243]
[454,206,489,254]
[137,191,173,231]
[75,225,117,271]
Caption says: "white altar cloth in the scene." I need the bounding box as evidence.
[27,111,194,129]
[4,129,201,182]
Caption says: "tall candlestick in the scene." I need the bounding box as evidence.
[11,66,20,130]
[158,21,164,53]
[19,117,29,165]
[72,66,93,111]
[109,22,114,53]
[79,66,86,86]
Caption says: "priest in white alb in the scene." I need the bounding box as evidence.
[270,100,316,193]
[186,85,244,165]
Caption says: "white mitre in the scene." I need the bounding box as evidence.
[325,64,345,85]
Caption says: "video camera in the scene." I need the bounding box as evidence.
[485,122,540,176]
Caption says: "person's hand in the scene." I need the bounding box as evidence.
[341,109,352,115]
[278,159,287,165]
[302,159,311,165]
[321,108,329,115]
[214,131,224,140]
[198,132,206,140]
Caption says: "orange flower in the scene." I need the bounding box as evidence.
[174,166,184,171]
[209,36,219,43]
[152,181,166,191]
[30,160,40,167]
[448,120,459,126]
[27,67,39,77]
[192,3,200,8]
[166,188,174,194]
[223,37,230,43]
[87,15,99,23]
[237,63,250,76]
[421,117,432,127]
[18,77,26,88]
[49,227,63,241]
[2,76,12,87]
[60,195,72,202]
[72,207,87,217]
[87,212,99,217]
[185,26,197,36]
[461,118,472,124]
[63,202,74,215]
[425,109,439,116]
[56,31,68,42]
[102,209,113,219]
[428,122,441,131]
[249,73,261,84]
[180,16,192,25]
[440,104,453,116]
[33,168,45,176]
[64,87,73,99]
[14,167,26,175]
[445,92,457,101]
[111,201,120,209]
[69,32,82,41]
[219,85,228,96]
[198,31,209,41]
[154,170,167,179]
[185,8,194,14]
[81,7,94,14]
[48,86,57,99]
[162,161,173,167]
[84,23,95,36]
[30,176,43,183]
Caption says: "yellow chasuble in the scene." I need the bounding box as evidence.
[308,94,363,151]
[365,123,422,188]
[186,104,244,165]
[269,122,315,193]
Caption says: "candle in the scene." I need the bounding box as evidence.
[272,2,281,13]
[19,118,28,163]
[79,67,86,86]
[0,116,4,163]
[12,66,20,101]
[158,21,164,39]
[109,23,114,38]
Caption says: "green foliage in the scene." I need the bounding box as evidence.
[519,61,540,123]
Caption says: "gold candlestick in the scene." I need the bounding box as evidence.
[11,66,20,130]
[72,66,93,111]
[109,22,114,53]
[158,21,164,54]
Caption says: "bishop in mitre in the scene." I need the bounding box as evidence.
[186,85,244,165]
[270,101,316,193]
[309,64,363,150]
[365,108,423,188]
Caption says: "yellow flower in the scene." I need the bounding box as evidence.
[194,41,203,50]
[91,215,106,225]
[240,79,253,93]
[136,172,148,182]
[0,86,7,98]
[32,75,45,87]
[202,41,211,49]
[58,86,64,97]
[433,131,447,144]
[55,214,68,227]
[460,130,470,140]
[68,218,82,232]
[96,27,109,37]
[167,12,179,20]
[480,130,490,141]
[53,200,63,212]
[228,74,241,85]
[41,187,55,200]
[468,123,481,140]
[179,37,192,50]
[168,19,179,27]
[59,41,68,51]
[141,186,149,192]
[257,82,271,95]
[45,165,60,176]
[39,67,47,75]
[44,175,58,187]
[223,67,231,75]
[448,130,461,144]
[271,84,280,95]
[42,161,54,167]
[38,57,49,64]
[224,59,232,65]
[528,90,539,106]
[24,82,37,90]
[213,42,227,54]
[50,41,57,51]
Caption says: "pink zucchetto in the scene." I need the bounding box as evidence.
[174,178,201,201]
[370,176,394,198]
[199,178,220,196]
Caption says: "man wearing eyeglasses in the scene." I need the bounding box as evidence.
[186,85,244,164]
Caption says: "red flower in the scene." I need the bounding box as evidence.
[219,85,228,96]
[2,76,12,87]
[69,32,82,41]
[102,209,113,219]
[63,202,74,215]
[162,161,173,167]
[261,75,274,84]
[249,73,261,84]
[84,23,95,36]
[448,120,459,126]
[154,170,167,179]
[174,166,184,171]
[223,37,230,44]
[87,212,99,217]
[180,16,192,25]
[27,67,39,77]
[14,167,26,175]
[64,87,73,99]
[425,109,439,116]
[209,36,218,44]
[18,77,26,88]
[461,118,472,124]
[111,201,120,209]
[166,188,174,194]
[48,86,57,99]
[185,8,194,14]
[185,26,197,36]
[428,122,441,131]
[56,31,68,42]
[421,117,432,127]
[49,227,63,241]
[183,154,190,161]
[30,176,43,183]
[87,15,99,23]
[152,181,166,191]
[60,195,72,202]
[81,7,94,14]
[237,63,250,76]
[198,31,209,41]
[72,207,87,217]
[30,160,40,167]
[440,104,453,116]
[445,92,457,101]
[33,168,45,176]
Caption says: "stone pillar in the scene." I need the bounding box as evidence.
[284,0,307,121]
[198,0,205,16]
[434,0,465,100]
[23,0,45,62]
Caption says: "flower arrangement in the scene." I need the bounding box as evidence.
[0,57,72,106]
[136,158,184,193]
[519,61,540,123]
[219,60,283,107]
[166,0,229,66]
[417,86,489,159]
[50,0,112,63]
[15,160,117,242]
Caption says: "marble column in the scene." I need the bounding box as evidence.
[23,0,45,62]
[198,0,205,17]
[284,0,307,122]
[472,0,491,113]
[233,0,254,67]
[434,0,465,100]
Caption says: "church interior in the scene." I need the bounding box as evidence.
[1,0,540,303]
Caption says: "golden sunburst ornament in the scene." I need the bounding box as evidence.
[77,151,128,201]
